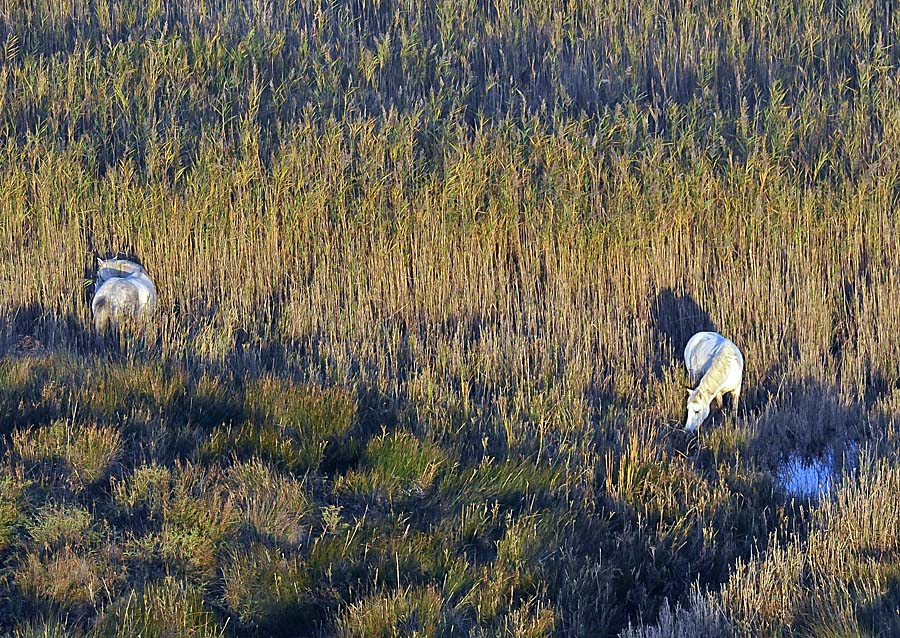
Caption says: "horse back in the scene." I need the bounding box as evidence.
[684,331,725,375]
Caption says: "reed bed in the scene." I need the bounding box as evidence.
[1,0,900,636]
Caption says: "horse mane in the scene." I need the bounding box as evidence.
[693,342,741,402]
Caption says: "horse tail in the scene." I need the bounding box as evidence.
[92,296,113,332]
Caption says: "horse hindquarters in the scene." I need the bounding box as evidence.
[92,280,144,331]
[92,296,113,331]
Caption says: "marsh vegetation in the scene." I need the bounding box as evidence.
[2,0,900,635]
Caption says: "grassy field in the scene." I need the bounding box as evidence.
[2,0,900,636]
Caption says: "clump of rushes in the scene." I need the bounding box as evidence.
[93,577,225,638]
[226,458,313,546]
[15,500,122,620]
[439,457,562,508]
[244,377,357,445]
[25,502,98,550]
[495,512,557,570]
[620,588,731,638]
[157,463,237,583]
[73,362,187,425]
[0,356,68,433]
[14,543,123,617]
[10,615,87,638]
[202,378,356,474]
[221,543,325,634]
[336,429,447,499]
[109,463,173,521]
[0,472,26,552]
[121,462,236,585]
[11,420,122,490]
[335,585,445,638]
[202,421,318,475]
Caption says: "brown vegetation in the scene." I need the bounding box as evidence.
[1,0,900,636]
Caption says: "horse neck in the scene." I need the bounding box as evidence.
[692,380,715,406]
[695,348,735,400]
[694,361,723,402]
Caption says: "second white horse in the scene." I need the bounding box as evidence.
[91,257,157,331]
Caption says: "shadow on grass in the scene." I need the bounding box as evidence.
[650,288,717,384]
[859,571,900,636]
[651,289,717,359]
[750,377,865,470]
[1,303,100,356]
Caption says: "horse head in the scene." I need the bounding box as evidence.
[684,387,710,433]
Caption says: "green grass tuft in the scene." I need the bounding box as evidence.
[0,473,26,552]
[221,543,323,633]
[94,577,225,638]
[11,420,122,490]
[201,379,357,474]
[337,429,447,499]
[26,502,98,550]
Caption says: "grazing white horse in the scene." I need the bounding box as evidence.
[91,257,157,331]
[683,331,743,432]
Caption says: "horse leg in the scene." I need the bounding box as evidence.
[730,387,741,416]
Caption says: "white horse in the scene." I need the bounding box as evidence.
[91,257,157,331]
[683,331,743,432]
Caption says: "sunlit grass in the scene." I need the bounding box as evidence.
[2,0,900,636]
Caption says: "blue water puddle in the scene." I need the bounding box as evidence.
[775,441,859,498]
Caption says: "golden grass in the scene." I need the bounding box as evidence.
[3,0,900,636]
